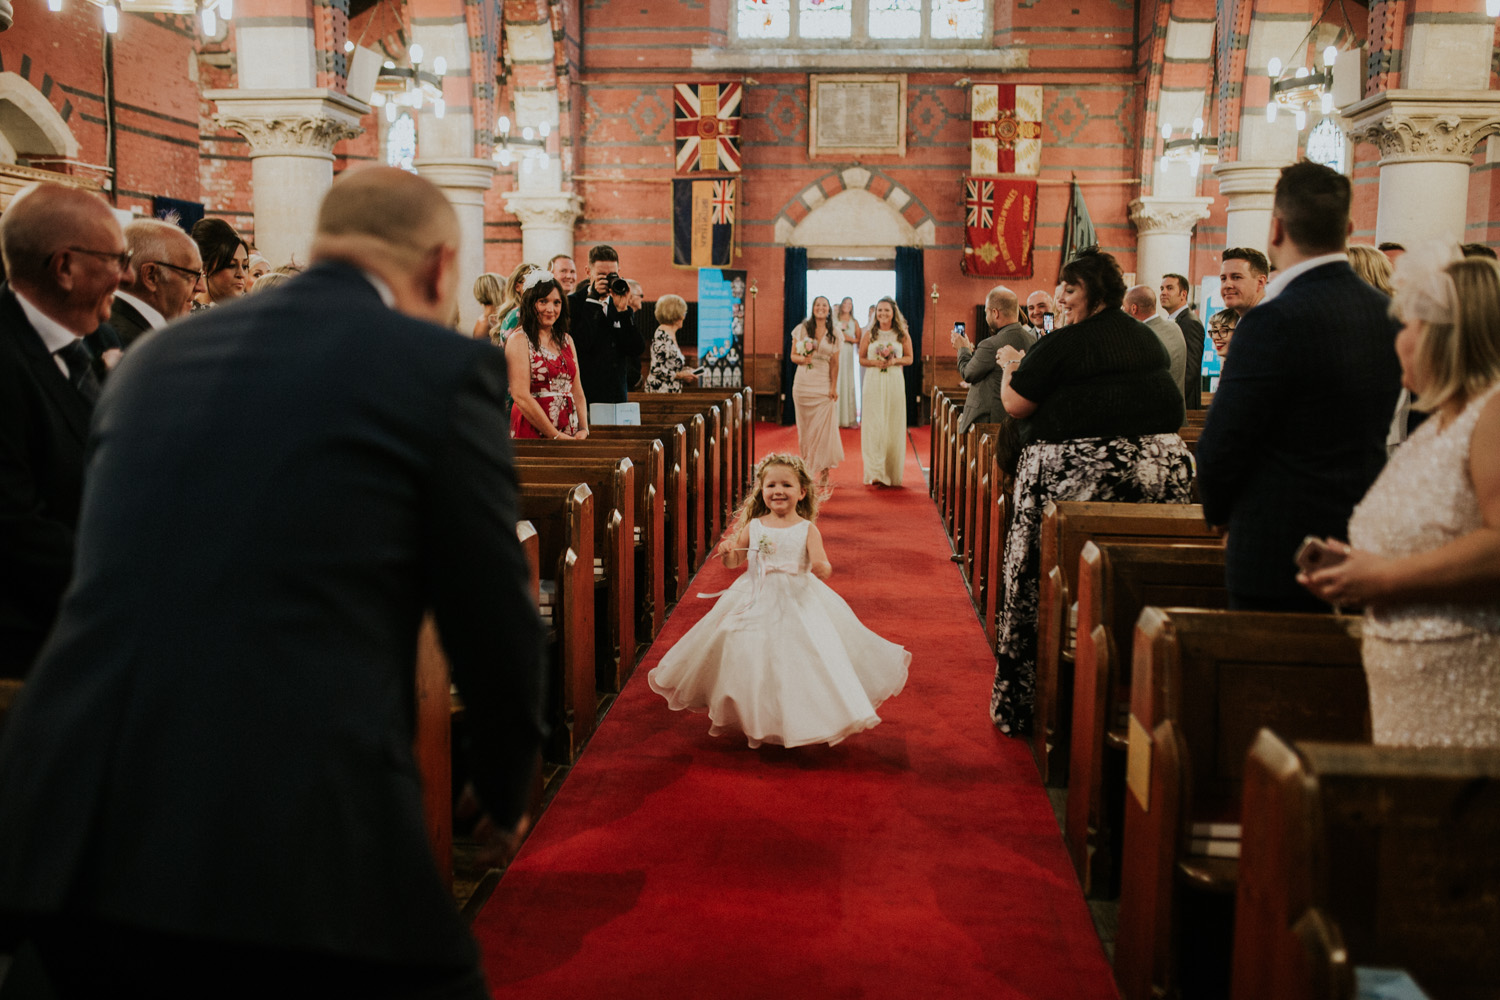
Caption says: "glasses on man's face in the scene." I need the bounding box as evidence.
[150,260,204,282]
[64,246,134,271]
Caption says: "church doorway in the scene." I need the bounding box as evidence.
[805,261,895,426]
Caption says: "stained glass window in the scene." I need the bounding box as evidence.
[1306,116,1346,174]
[868,0,920,38]
[799,0,852,38]
[738,0,791,39]
[386,112,416,173]
[930,0,983,39]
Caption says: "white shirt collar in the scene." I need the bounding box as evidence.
[113,289,167,331]
[1262,251,1349,303]
[14,290,84,356]
[1167,304,1188,321]
[359,269,397,309]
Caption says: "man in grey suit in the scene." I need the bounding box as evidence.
[109,218,205,350]
[1124,284,1186,402]
[951,285,1037,433]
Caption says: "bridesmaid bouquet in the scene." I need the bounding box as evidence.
[795,336,816,358]
[874,342,897,372]
[756,536,776,556]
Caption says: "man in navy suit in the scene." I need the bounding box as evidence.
[0,168,546,997]
[0,183,129,677]
[1196,161,1402,611]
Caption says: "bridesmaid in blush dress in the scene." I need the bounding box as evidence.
[859,296,913,486]
[790,295,844,487]
[834,296,862,427]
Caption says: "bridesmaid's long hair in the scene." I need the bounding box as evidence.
[730,453,821,538]
[871,296,911,348]
[519,276,571,350]
[800,295,838,345]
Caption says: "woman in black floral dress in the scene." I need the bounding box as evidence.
[645,294,697,393]
[988,249,1193,735]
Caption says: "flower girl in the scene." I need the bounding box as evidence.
[648,454,910,747]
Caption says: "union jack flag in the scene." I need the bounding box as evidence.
[675,82,743,173]
[965,179,995,229]
[711,180,735,224]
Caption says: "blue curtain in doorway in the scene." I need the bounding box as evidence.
[780,246,808,426]
[894,246,924,427]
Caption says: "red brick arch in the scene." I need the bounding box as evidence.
[773,169,935,243]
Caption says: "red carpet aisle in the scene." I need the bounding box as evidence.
[473,424,1117,999]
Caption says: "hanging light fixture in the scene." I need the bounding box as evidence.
[491,113,554,171]
[1261,5,1354,132]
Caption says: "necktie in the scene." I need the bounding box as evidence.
[56,339,101,405]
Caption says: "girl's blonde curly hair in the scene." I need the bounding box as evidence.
[728,453,820,538]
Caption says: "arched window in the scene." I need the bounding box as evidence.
[1306,116,1347,175]
[735,0,987,46]
[385,112,417,174]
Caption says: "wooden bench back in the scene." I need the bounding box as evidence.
[631,399,723,549]
[1068,541,1228,891]
[1115,608,1369,1000]
[590,421,700,579]
[517,483,596,763]
[1235,732,1500,1000]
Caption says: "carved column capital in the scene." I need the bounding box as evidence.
[1342,90,1500,165]
[502,190,585,229]
[1128,196,1213,237]
[206,89,367,159]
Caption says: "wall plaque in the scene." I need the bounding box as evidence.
[809,74,906,158]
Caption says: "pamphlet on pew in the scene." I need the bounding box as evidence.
[589,402,641,426]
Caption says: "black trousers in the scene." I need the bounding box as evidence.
[0,915,489,1000]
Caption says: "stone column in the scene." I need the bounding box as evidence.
[1343,93,1500,247]
[1210,161,1285,253]
[501,191,585,268]
[415,158,496,330]
[1129,195,1214,296]
[206,90,366,268]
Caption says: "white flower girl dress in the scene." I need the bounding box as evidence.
[648,518,910,748]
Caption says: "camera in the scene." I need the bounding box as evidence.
[608,276,631,297]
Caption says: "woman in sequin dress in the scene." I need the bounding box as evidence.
[506,274,590,440]
[1300,248,1500,748]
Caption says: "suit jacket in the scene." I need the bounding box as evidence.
[108,296,153,349]
[956,321,1036,433]
[0,286,94,677]
[1196,261,1402,604]
[1175,307,1206,409]
[1145,314,1188,403]
[568,287,645,405]
[0,262,547,969]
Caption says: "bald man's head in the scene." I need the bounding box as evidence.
[985,286,1019,327]
[1,183,130,334]
[1124,284,1158,319]
[311,167,461,323]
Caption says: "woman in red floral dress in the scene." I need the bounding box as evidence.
[505,273,591,440]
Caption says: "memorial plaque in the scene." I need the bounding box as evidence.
[809,74,906,158]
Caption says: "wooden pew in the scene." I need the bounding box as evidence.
[1066,541,1229,896]
[1033,502,1221,785]
[674,387,751,518]
[513,439,666,643]
[514,457,635,691]
[414,521,540,891]
[632,397,724,553]
[1233,732,1500,1000]
[517,483,597,764]
[1114,608,1370,1000]
[590,421,698,590]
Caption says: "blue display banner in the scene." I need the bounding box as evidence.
[695,268,745,389]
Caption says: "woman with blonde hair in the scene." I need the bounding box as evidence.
[1347,243,1395,297]
[471,272,505,340]
[1300,245,1500,747]
[833,296,862,427]
[645,294,697,393]
[790,295,844,486]
[858,296,913,486]
[490,262,539,346]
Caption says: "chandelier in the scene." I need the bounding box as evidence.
[1264,46,1340,131]
[491,116,551,173]
[1158,117,1217,177]
[367,43,447,122]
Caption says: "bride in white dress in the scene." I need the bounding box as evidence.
[648,454,910,748]
[859,297,914,486]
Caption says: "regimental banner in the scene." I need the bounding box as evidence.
[970,84,1043,176]
[672,178,736,268]
[674,82,743,173]
[962,177,1036,278]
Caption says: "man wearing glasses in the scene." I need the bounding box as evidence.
[109,218,206,349]
[0,182,132,677]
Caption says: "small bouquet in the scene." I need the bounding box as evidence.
[756,535,777,556]
[874,342,897,372]
[795,336,817,358]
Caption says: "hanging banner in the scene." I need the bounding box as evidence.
[674,82,743,173]
[970,84,1043,176]
[672,178,736,268]
[962,177,1036,279]
[695,268,746,388]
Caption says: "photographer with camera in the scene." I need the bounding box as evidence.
[568,245,646,404]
